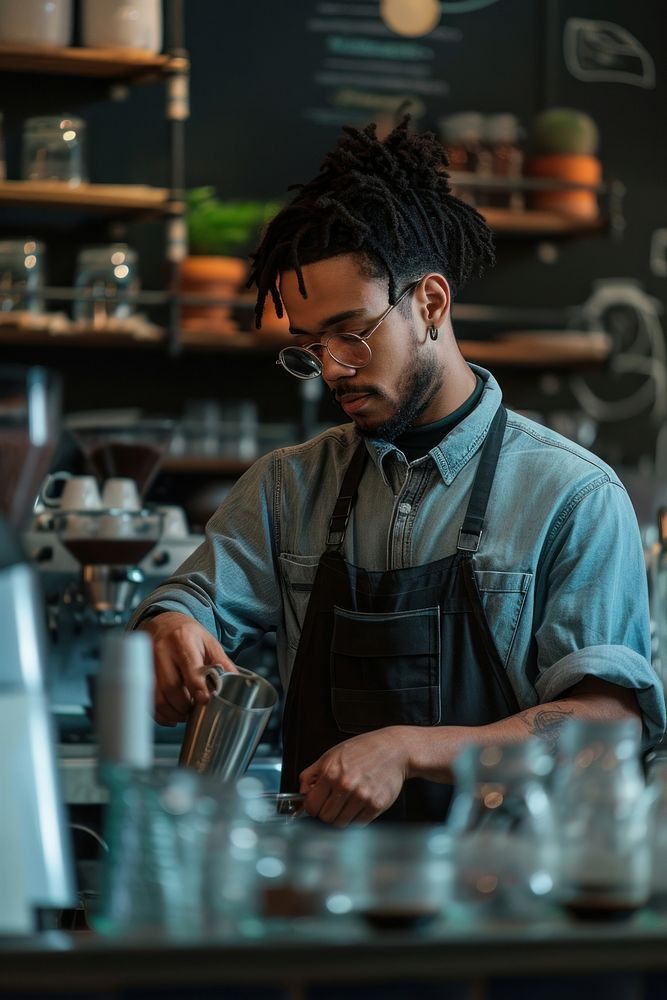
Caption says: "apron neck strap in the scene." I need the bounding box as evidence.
[326,438,368,550]
[457,405,507,554]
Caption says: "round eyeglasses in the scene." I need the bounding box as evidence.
[276,280,420,380]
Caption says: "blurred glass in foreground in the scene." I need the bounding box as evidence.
[553,718,651,921]
[447,740,558,923]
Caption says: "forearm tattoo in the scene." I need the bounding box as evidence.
[519,706,574,751]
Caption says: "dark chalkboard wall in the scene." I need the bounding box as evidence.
[2,0,665,467]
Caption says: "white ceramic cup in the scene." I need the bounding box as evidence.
[99,511,134,539]
[102,478,140,511]
[0,0,72,46]
[157,505,188,539]
[81,0,162,52]
[41,473,102,511]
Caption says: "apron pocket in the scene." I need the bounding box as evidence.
[330,605,441,734]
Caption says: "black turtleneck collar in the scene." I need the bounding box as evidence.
[393,375,484,463]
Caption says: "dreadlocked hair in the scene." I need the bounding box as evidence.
[248,117,495,329]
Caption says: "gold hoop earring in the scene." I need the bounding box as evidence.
[428,324,439,341]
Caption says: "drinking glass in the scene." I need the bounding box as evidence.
[94,767,222,937]
[0,240,45,313]
[648,757,667,910]
[203,779,351,935]
[22,115,86,185]
[447,740,558,922]
[553,718,651,921]
[73,244,139,324]
[203,776,265,933]
[347,824,452,931]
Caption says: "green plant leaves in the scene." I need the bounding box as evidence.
[186,188,283,255]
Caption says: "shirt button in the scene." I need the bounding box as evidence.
[398,502,412,515]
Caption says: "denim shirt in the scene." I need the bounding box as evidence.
[130,366,666,747]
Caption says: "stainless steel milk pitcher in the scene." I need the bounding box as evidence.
[178,665,278,782]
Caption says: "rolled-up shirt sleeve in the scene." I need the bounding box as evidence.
[128,453,281,658]
[533,478,666,747]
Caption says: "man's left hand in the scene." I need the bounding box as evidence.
[298,727,412,826]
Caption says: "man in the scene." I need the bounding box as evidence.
[131,120,665,825]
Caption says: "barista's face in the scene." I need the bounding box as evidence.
[279,255,450,440]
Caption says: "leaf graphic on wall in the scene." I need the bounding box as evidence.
[564,18,655,89]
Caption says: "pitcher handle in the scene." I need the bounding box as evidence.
[204,665,226,697]
[40,471,72,508]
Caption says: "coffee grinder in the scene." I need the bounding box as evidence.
[64,416,174,622]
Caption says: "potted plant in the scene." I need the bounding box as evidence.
[180,188,284,335]
[524,108,601,220]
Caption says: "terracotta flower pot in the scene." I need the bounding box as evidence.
[179,255,248,335]
[259,293,292,340]
[525,154,602,220]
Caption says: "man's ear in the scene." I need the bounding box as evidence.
[418,273,451,327]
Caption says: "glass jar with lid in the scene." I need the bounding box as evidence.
[0,239,46,313]
[438,112,484,206]
[22,115,87,186]
[482,113,525,210]
[73,244,139,325]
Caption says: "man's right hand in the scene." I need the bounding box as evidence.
[136,611,238,726]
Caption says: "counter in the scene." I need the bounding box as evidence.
[2,912,667,997]
[58,743,282,804]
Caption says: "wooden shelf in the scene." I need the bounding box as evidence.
[179,329,292,353]
[460,331,611,369]
[181,329,610,369]
[0,43,171,81]
[448,171,613,236]
[0,322,164,348]
[480,207,603,236]
[161,456,254,475]
[0,321,610,369]
[0,180,169,215]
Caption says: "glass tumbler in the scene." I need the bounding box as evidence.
[22,115,87,185]
[347,823,452,931]
[553,717,651,921]
[73,244,139,324]
[648,757,667,911]
[94,766,220,938]
[447,740,558,922]
[0,239,45,313]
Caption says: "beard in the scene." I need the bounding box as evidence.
[339,339,442,442]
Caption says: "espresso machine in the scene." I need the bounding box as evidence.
[0,365,75,933]
[22,415,283,804]
[23,418,202,747]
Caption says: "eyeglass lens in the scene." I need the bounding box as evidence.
[280,333,371,378]
[278,279,419,379]
[279,347,322,378]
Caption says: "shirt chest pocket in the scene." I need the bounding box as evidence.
[473,570,533,667]
[279,553,320,651]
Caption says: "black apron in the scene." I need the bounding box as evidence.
[280,406,520,820]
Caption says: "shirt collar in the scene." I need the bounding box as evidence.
[363,366,503,488]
